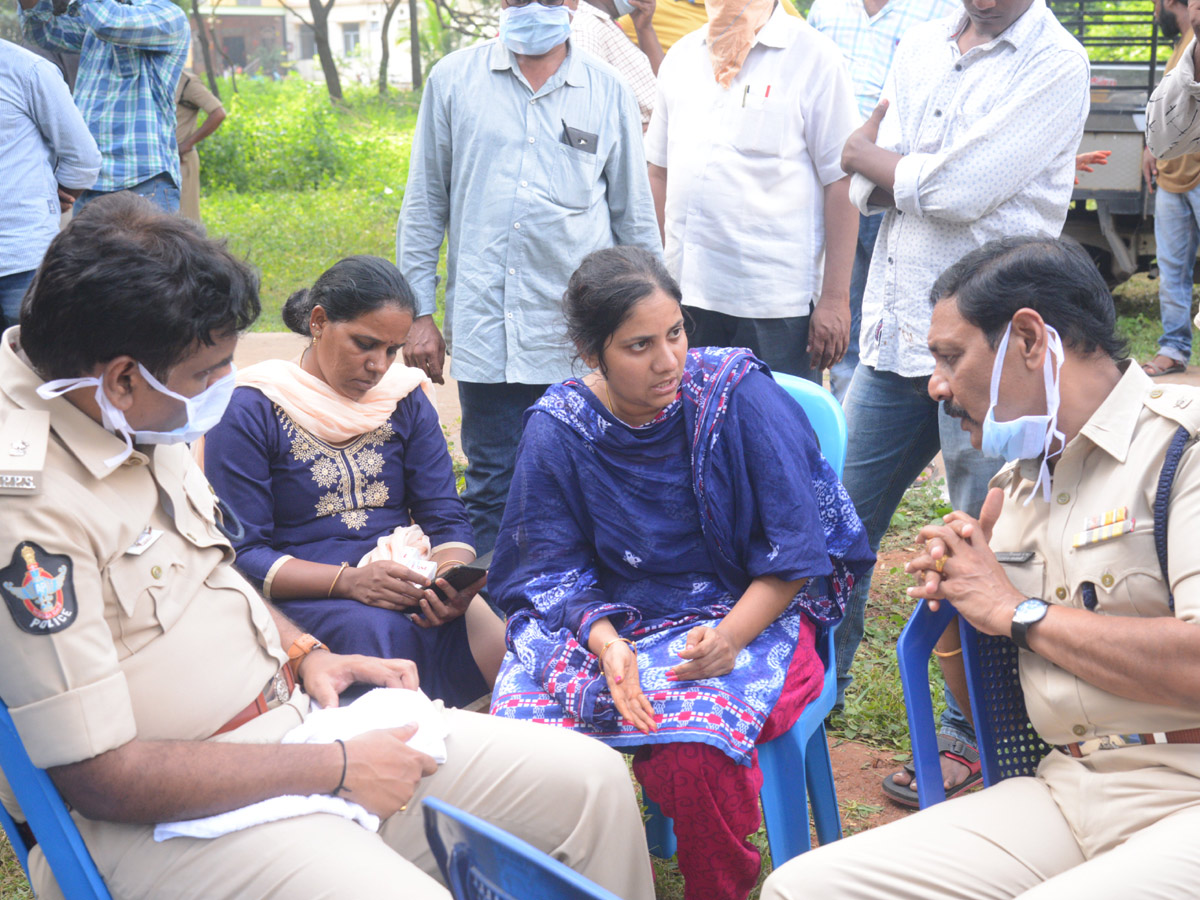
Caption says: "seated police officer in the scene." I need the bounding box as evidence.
[0,193,654,900]
[764,236,1200,898]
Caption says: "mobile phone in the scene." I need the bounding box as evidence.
[430,550,492,601]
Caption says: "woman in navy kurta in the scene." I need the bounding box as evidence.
[205,256,504,707]
[489,248,873,900]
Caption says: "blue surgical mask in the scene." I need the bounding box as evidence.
[612,0,635,17]
[499,3,572,56]
[38,363,237,467]
[979,322,1064,504]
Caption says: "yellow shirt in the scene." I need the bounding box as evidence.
[619,0,801,54]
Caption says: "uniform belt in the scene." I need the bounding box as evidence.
[212,667,295,737]
[1059,728,1200,758]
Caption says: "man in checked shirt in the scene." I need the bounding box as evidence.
[19,0,189,214]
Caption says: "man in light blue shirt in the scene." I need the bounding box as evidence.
[807,0,957,401]
[0,38,100,327]
[398,0,660,555]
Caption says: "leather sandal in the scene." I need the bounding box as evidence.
[1142,355,1186,377]
[881,734,982,809]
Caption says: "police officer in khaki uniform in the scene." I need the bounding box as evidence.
[0,193,655,900]
[763,236,1200,898]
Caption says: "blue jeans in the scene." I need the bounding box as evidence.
[835,364,1004,744]
[829,211,883,402]
[457,380,551,557]
[76,172,181,215]
[0,269,36,327]
[1153,186,1200,365]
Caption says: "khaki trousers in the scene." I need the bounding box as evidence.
[30,709,654,900]
[763,744,1200,899]
[179,148,200,222]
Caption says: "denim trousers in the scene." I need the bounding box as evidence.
[830,211,883,402]
[1153,186,1200,365]
[835,364,1004,743]
[0,269,36,328]
[76,172,181,215]
[457,380,550,558]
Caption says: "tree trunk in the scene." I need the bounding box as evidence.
[407,0,421,90]
[190,0,220,99]
[378,0,400,95]
[309,0,343,103]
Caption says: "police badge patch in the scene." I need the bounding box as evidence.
[1,542,77,634]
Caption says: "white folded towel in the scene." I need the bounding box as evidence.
[154,688,448,842]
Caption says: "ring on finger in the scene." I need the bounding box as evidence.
[934,556,946,573]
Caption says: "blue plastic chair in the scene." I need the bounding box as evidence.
[644,372,847,866]
[897,601,1052,809]
[423,796,622,900]
[0,696,112,898]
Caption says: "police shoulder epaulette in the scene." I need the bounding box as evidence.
[0,410,49,495]
[1144,383,1200,436]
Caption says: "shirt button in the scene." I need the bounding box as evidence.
[528,136,535,144]
[508,268,516,275]
[934,109,942,117]
[888,257,894,264]
[1150,389,1164,399]
[151,565,163,579]
[506,312,513,319]
[1055,586,1067,599]
[1072,724,1087,737]
[521,180,528,187]
[513,222,521,229]
[1101,573,1115,588]
[1056,492,1070,505]
[955,63,962,71]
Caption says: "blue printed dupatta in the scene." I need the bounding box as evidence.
[489,347,873,764]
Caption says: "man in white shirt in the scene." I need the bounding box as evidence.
[568,0,662,128]
[829,0,1089,798]
[645,0,860,381]
[807,0,959,400]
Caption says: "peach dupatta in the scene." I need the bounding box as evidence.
[236,358,434,445]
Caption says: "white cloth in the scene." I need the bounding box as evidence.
[1147,35,1200,160]
[357,523,437,582]
[644,6,859,319]
[849,0,1089,377]
[153,689,449,842]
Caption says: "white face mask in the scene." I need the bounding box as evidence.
[37,363,237,467]
[979,322,1064,504]
[612,0,635,17]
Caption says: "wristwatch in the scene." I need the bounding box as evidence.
[287,633,328,679]
[1010,598,1049,652]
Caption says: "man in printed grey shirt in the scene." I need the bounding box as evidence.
[397,0,660,556]
[0,37,99,327]
[1147,1,1200,159]
[829,0,1089,803]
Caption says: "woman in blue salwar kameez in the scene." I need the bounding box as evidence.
[489,247,873,900]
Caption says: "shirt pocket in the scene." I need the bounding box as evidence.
[996,550,1045,601]
[730,106,785,158]
[549,141,598,210]
[105,537,190,640]
[1079,531,1167,617]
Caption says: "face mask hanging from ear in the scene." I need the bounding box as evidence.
[979,322,1065,504]
[36,364,237,467]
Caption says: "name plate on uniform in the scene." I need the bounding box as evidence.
[0,410,48,495]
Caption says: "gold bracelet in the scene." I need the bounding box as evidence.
[327,562,350,597]
[932,647,963,658]
[598,637,636,674]
[435,558,472,577]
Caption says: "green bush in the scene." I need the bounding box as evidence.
[200,77,419,193]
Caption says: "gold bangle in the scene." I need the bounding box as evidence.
[435,558,472,577]
[933,647,963,658]
[327,562,350,597]
[598,637,636,674]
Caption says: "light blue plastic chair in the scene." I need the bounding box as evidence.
[0,696,112,898]
[423,796,622,900]
[644,371,847,866]
[897,601,1051,808]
